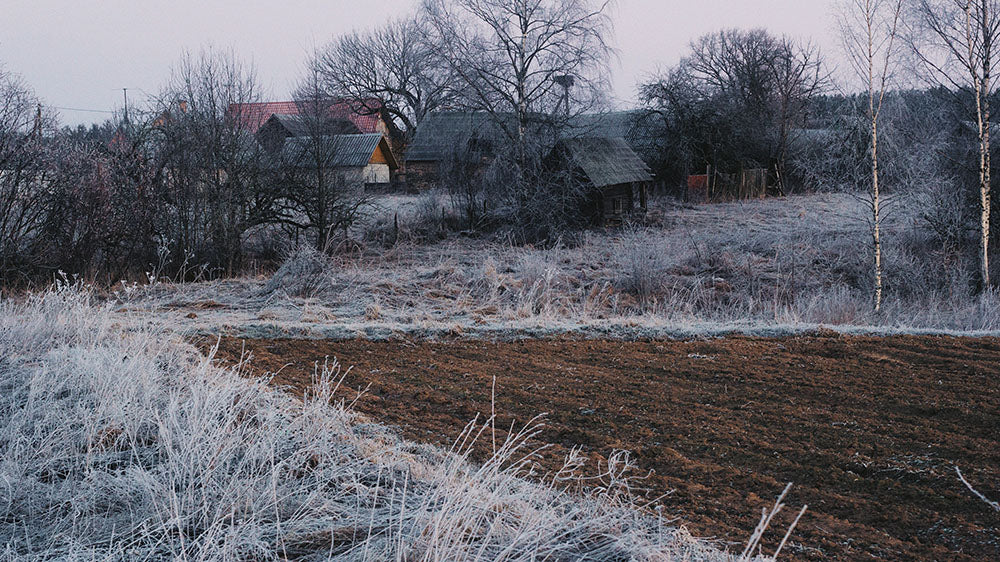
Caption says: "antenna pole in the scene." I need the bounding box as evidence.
[32,104,42,139]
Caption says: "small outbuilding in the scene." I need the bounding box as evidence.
[277,133,399,186]
[405,110,666,192]
[548,137,653,226]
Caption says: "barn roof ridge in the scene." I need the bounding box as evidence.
[406,109,665,164]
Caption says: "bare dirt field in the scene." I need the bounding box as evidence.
[204,334,1000,561]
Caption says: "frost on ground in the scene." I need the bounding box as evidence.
[0,287,779,561]
[134,193,1000,341]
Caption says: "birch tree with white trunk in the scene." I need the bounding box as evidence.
[911,0,1000,290]
[840,0,904,312]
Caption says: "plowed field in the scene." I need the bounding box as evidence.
[205,334,1000,560]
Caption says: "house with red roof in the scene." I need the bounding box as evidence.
[227,100,392,138]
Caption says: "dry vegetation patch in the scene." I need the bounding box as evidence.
[140,193,1000,339]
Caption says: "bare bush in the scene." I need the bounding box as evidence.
[237,193,1000,334]
[616,226,670,304]
[0,68,52,283]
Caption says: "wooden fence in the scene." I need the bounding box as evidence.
[687,167,769,203]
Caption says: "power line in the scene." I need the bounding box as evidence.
[50,106,116,115]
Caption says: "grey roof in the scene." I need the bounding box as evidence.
[266,113,361,137]
[565,111,642,139]
[405,112,506,162]
[556,137,653,188]
[406,110,665,164]
[565,111,665,162]
[278,133,396,169]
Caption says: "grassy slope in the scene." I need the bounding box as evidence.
[0,286,769,561]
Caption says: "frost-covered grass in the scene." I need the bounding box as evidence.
[0,286,776,561]
[135,192,1000,339]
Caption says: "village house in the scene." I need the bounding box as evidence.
[234,101,403,188]
[403,110,652,224]
[547,136,653,226]
[404,110,663,190]
[228,100,399,148]
[256,113,361,153]
[403,112,503,190]
[273,133,399,187]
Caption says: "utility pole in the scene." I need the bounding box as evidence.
[31,104,42,139]
[554,75,575,119]
[122,88,129,125]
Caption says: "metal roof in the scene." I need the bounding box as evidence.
[261,114,362,138]
[277,133,397,169]
[556,137,653,188]
[564,111,665,163]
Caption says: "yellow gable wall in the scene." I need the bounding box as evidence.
[370,141,397,168]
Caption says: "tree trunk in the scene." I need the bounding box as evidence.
[871,112,883,312]
[976,0,993,289]
[867,0,884,313]
[980,114,991,290]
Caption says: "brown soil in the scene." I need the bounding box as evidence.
[203,334,1000,561]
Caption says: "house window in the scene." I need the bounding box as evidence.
[612,197,623,215]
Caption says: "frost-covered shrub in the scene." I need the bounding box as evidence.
[262,245,331,297]
[615,227,671,303]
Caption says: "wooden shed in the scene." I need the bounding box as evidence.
[549,137,653,226]
[277,133,399,186]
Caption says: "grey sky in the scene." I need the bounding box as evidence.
[0,0,841,127]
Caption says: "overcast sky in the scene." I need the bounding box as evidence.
[0,0,841,127]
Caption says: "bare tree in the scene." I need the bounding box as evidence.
[44,119,164,279]
[421,0,614,173]
[840,0,905,312]
[273,71,373,252]
[640,29,827,197]
[0,67,54,283]
[312,17,454,146]
[681,29,827,192]
[155,49,277,275]
[770,38,829,192]
[911,0,1000,289]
